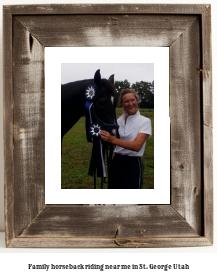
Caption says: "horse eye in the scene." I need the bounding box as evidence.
[97,97,106,104]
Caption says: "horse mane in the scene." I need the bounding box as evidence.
[62,78,116,97]
[61,79,93,89]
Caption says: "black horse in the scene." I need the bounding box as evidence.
[61,69,119,153]
[61,69,119,188]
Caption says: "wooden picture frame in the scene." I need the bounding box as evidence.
[3,4,213,248]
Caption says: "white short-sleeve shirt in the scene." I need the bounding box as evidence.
[114,110,152,157]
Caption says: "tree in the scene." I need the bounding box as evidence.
[113,79,154,108]
[149,80,154,93]
[132,81,154,108]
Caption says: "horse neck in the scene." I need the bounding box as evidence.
[72,79,93,105]
[64,79,93,111]
[62,79,94,124]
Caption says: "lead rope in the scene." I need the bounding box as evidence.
[102,144,106,189]
[93,144,107,189]
[105,143,113,188]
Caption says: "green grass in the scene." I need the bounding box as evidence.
[61,108,154,189]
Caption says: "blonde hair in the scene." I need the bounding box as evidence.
[119,88,140,106]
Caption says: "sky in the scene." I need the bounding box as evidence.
[61,63,154,85]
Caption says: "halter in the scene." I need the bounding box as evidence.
[84,83,119,189]
[85,83,119,142]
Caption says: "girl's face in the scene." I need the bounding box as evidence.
[122,93,138,115]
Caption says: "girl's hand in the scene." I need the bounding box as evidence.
[100,130,114,143]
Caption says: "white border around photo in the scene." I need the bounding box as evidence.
[45,47,170,204]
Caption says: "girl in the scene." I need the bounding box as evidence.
[100,89,152,189]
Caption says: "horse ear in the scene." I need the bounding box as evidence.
[108,74,114,84]
[94,69,101,87]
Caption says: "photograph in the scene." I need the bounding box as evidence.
[61,64,154,190]
[45,47,169,205]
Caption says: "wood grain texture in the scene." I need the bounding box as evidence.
[16,15,197,47]
[3,7,14,247]
[170,17,202,235]
[7,237,212,248]
[20,205,198,238]
[201,6,213,244]
[204,126,213,243]
[3,4,208,15]
[202,6,212,128]
[12,17,45,237]
[3,4,213,248]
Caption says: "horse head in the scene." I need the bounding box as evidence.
[90,69,119,140]
[61,69,119,155]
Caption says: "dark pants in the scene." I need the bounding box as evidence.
[108,153,143,189]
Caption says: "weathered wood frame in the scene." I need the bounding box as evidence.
[3,4,212,248]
